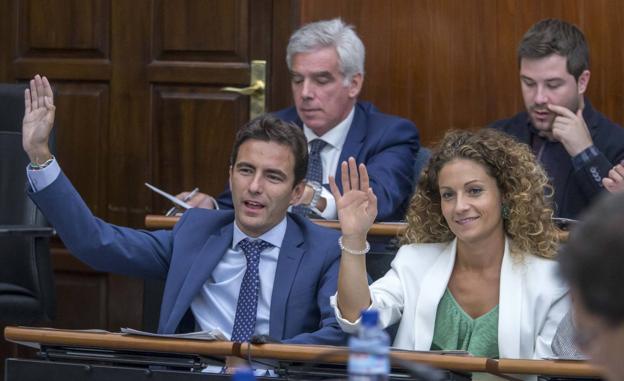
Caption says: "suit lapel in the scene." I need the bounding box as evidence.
[498,238,522,359]
[336,105,366,181]
[413,240,456,349]
[268,216,305,340]
[163,222,234,332]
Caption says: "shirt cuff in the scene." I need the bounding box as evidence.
[317,186,337,220]
[571,145,600,170]
[26,157,61,192]
[329,293,362,334]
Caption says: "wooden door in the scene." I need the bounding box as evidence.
[0,0,297,376]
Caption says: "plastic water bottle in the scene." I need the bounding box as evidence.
[348,309,390,381]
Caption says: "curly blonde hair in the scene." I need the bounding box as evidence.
[403,129,557,259]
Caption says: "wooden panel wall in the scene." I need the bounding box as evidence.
[297,0,624,146]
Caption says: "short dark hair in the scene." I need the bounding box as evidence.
[518,18,589,80]
[230,114,308,187]
[558,192,624,325]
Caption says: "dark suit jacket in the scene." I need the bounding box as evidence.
[490,99,624,219]
[29,172,346,345]
[217,101,420,221]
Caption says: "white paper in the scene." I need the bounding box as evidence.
[145,182,192,210]
[121,327,227,341]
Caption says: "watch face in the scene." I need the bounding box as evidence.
[307,180,322,209]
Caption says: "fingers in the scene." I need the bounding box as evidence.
[603,177,617,193]
[547,103,575,118]
[348,157,359,190]
[24,89,32,114]
[44,95,55,111]
[340,160,350,192]
[27,75,53,110]
[176,191,191,200]
[42,76,54,104]
[358,163,370,191]
[608,165,624,184]
[30,78,38,109]
[612,163,624,177]
[367,188,378,217]
[337,157,371,196]
[603,164,624,194]
[329,175,341,200]
[35,75,46,107]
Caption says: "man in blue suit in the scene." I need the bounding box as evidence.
[22,75,345,346]
[185,19,420,222]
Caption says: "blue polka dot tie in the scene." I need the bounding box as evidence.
[292,139,327,216]
[230,238,272,342]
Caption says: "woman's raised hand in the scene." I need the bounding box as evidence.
[329,157,377,239]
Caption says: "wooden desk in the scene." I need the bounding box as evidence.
[144,214,569,241]
[5,326,601,378]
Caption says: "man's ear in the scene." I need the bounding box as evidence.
[348,73,363,98]
[577,70,591,94]
[290,181,306,205]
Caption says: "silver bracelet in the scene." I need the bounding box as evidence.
[338,236,370,255]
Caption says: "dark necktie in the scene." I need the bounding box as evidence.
[230,238,272,342]
[292,139,327,216]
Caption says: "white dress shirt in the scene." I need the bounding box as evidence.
[302,106,355,219]
[191,218,285,339]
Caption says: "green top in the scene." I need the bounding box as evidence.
[430,288,499,358]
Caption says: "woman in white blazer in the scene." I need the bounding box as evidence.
[329,129,569,359]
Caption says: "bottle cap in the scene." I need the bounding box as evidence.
[360,309,379,327]
[232,367,255,381]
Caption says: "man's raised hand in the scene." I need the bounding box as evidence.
[23,75,55,164]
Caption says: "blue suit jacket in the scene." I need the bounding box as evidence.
[490,99,624,219]
[217,101,420,221]
[29,172,346,345]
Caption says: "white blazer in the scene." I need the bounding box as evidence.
[331,238,569,359]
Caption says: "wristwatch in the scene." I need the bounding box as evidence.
[307,180,323,211]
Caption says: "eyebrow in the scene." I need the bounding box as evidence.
[439,179,483,189]
[265,168,288,179]
[236,161,288,178]
[235,161,255,169]
[520,74,565,82]
[290,70,334,78]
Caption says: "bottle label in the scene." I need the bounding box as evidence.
[348,353,390,375]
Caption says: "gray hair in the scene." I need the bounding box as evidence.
[286,18,365,85]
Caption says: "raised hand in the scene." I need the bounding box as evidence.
[548,104,593,157]
[22,75,56,164]
[329,157,377,239]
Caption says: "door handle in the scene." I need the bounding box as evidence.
[220,60,266,120]
[221,80,264,96]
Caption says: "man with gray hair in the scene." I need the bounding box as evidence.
[187,18,420,222]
